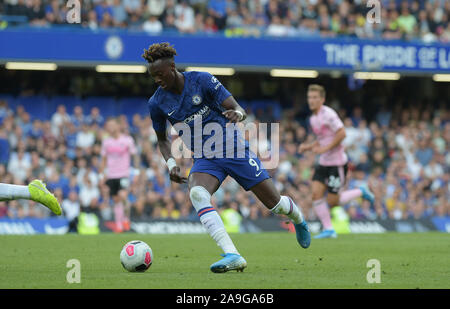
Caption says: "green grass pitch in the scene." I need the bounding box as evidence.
[0,232,449,289]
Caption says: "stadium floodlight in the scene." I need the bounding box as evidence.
[5,62,57,71]
[95,65,147,73]
[184,67,235,76]
[353,72,401,80]
[432,74,450,82]
[270,69,319,78]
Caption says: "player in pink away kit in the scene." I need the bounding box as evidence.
[299,85,374,239]
[100,118,138,232]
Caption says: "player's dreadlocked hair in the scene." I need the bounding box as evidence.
[142,42,177,63]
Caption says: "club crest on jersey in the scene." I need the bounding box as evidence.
[192,95,202,105]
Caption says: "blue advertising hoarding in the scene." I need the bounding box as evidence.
[0,218,69,234]
[0,216,448,234]
[0,28,449,73]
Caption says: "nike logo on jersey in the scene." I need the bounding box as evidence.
[255,171,262,177]
[168,110,176,116]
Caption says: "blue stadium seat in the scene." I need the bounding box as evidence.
[14,96,49,120]
[48,96,82,118]
[0,94,17,111]
[82,96,117,119]
[117,97,149,123]
[250,100,281,120]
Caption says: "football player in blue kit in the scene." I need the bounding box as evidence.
[143,42,310,273]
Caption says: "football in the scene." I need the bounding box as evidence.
[120,240,153,272]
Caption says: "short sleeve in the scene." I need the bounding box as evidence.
[198,72,232,107]
[327,108,344,132]
[148,97,167,132]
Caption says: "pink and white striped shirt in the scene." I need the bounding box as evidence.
[101,135,137,179]
[309,105,348,166]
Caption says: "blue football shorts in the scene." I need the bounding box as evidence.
[189,148,270,191]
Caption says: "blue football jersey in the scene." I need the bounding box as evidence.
[148,71,247,159]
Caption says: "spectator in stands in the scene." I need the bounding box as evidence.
[415,137,434,166]
[174,0,195,33]
[190,0,209,16]
[383,9,402,39]
[95,1,113,25]
[123,0,142,20]
[7,149,31,182]
[194,12,206,33]
[85,9,98,30]
[225,8,243,29]
[111,0,127,27]
[45,0,65,25]
[146,0,166,18]
[397,6,417,37]
[204,14,218,33]
[76,123,95,149]
[208,0,227,30]
[51,104,71,137]
[162,13,177,32]
[79,174,100,208]
[62,190,80,233]
[70,105,85,128]
[0,100,13,122]
[4,0,29,17]
[142,14,163,34]
[17,112,32,137]
[85,107,104,127]
[28,0,47,26]
[266,15,287,37]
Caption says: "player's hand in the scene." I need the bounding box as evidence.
[312,145,327,154]
[298,144,309,153]
[222,110,244,123]
[169,166,187,184]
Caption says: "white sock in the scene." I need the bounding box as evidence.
[0,183,31,201]
[271,195,304,224]
[190,186,239,255]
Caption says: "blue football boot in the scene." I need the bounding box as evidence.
[360,186,375,204]
[210,253,247,273]
[313,229,338,239]
[294,221,311,248]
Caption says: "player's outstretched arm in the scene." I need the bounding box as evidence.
[221,96,247,123]
[155,130,187,184]
[298,141,318,153]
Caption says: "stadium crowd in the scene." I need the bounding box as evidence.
[0,92,448,224]
[0,0,449,43]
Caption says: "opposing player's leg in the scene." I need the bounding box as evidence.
[312,179,337,239]
[188,168,247,273]
[250,178,311,249]
[114,188,131,232]
[105,179,125,232]
[0,180,61,215]
[338,187,375,205]
[335,164,374,205]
